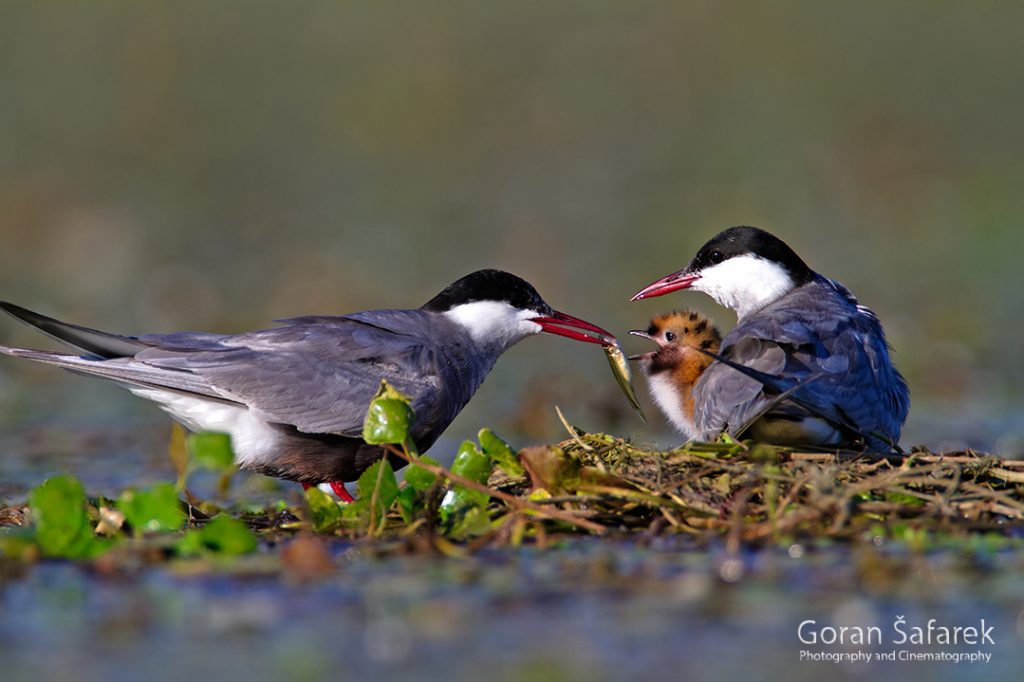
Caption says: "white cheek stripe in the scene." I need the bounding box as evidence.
[443,301,539,347]
[693,254,795,319]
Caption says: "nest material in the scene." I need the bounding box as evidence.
[491,433,1024,543]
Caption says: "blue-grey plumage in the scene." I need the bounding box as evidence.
[0,270,614,487]
[632,227,910,452]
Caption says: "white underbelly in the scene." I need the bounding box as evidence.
[129,388,280,467]
[647,374,698,439]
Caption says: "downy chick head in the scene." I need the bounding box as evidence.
[629,310,722,438]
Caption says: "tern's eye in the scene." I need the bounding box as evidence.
[665,331,676,342]
[708,250,724,265]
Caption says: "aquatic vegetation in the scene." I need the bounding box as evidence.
[2,381,1023,572]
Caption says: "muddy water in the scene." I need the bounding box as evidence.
[2,539,1023,682]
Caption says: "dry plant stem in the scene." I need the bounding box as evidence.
[787,451,1024,469]
[725,487,751,556]
[959,482,1024,518]
[989,468,1024,484]
[369,455,389,536]
[382,444,607,534]
[555,406,594,452]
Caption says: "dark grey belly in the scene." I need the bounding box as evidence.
[248,425,422,483]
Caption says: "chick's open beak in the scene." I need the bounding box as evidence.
[628,329,661,361]
[533,310,614,345]
[630,269,701,301]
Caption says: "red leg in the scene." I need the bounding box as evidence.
[329,481,356,503]
[300,481,355,502]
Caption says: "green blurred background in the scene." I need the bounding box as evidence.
[1,2,1022,455]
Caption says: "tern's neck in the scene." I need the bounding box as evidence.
[693,254,799,320]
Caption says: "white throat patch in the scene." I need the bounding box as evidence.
[692,254,795,320]
[444,301,541,348]
[647,374,698,438]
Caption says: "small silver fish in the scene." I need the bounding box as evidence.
[604,340,646,422]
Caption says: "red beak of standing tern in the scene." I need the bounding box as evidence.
[532,310,615,346]
[630,270,701,301]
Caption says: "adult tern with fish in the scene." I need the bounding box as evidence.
[1,270,618,500]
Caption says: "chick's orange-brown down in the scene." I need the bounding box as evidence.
[630,310,722,438]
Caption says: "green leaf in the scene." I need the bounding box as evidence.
[441,441,494,520]
[176,514,257,556]
[396,487,419,524]
[305,486,344,533]
[341,498,370,522]
[202,515,257,555]
[28,475,98,559]
[884,491,926,507]
[450,440,492,484]
[188,432,235,473]
[118,483,185,534]
[404,455,440,492]
[362,381,414,444]
[446,505,493,539]
[357,460,400,526]
[174,529,206,557]
[478,428,524,477]
[362,401,413,445]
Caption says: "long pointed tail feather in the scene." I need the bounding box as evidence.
[0,343,233,405]
[0,301,145,358]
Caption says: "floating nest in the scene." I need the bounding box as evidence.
[489,431,1024,545]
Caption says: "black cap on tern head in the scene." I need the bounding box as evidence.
[687,227,813,283]
[631,226,815,302]
[422,269,554,315]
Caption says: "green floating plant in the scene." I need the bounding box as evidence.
[25,475,113,559]
[175,514,257,557]
[397,454,441,523]
[348,459,401,535]
[188,432,234,472]
[362,381,415,450]
[118,483,186,535]
[305,486,344,533]
[440,440,496,538]
[186,432,237,496]
[479,428,523,477]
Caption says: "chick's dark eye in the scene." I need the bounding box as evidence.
[708,250,724,264]
[665,331,676,342]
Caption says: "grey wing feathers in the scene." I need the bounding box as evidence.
[2,304,452,438]
[694,277,909,445]
[693,336,789,437]
[135,319,444,436]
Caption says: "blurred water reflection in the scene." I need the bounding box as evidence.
[1,2,1021,454]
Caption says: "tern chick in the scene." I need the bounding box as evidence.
[629,310,722,439]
